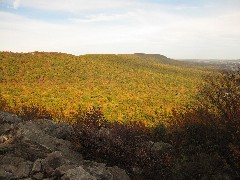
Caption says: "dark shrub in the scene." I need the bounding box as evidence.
[72,107,173,179]
[18,105,53,121]
[169,69,240,178]
[0,94,7,111]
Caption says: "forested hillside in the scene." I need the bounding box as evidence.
[0,51,208,125]
[1,52,239,179]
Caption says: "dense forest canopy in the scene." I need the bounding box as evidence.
[0,51,209,125]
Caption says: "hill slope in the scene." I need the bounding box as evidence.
[0,52,209,124]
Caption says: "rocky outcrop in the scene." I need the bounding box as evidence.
[0,111,130,180]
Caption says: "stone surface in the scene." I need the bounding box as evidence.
[34,119,74,141]
[0,143,15,154]
[0,155,33,178]
[82,161,130,180]
[32,159,43,173]
[0,111,131,180]
[0,123,14,135]
[53,164,77,177]
[42,151,66,174]
[83,160,107,178]
[62,166,97,180]
[108,166,131,180]
[0,111,22,123]
[0,169,15,179]
[32,172,44,179]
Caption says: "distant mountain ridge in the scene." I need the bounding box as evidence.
[178,58,240,71]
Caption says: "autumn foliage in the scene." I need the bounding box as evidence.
[0,51,239,178]
[0,51,208,124]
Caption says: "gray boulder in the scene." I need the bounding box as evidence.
[83,160,130,180]
[0,111,131,180]
[41,151,66,174]
[62,166,97,180]
[0,155,33,178]
[32,159,43,173]
[107,166,131,180]
[33,119,74,141]
[15,120,83,163]
[0,111,22,123]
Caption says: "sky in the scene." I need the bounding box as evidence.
[0,0,240,59]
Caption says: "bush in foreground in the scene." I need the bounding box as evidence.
[169,69,240,178]
[72,107,173,179]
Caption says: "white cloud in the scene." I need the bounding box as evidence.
[13,0,20,9]
[69,12,134,23]
[6,0,134,12]
[0,1,240,58]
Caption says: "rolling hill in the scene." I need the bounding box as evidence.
[0,51,210,125]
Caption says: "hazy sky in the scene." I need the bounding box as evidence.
[0,0,240,59]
